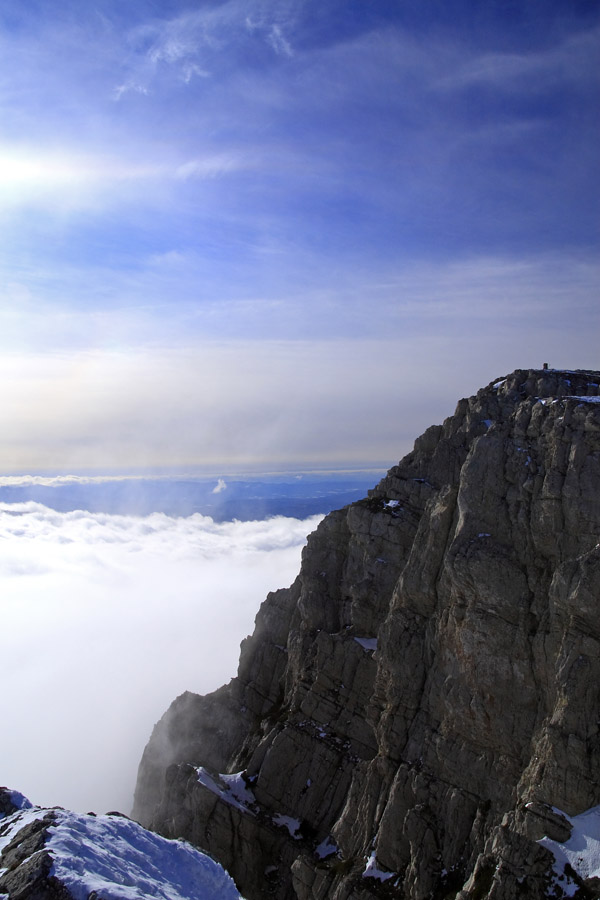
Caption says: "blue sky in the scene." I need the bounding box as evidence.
[0,0,598,470]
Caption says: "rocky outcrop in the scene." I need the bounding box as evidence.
[0,790,70,900]
[0,786,244,899]
[133,368,600,899]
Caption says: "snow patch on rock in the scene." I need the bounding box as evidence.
[362,850,395,882]
[196,768,257,816]
[354,637,378,651]
[315,836,339,859]
[540,803,600,886]
[273,814,302,839]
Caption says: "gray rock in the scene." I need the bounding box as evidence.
[133,368,600,900]
[0,806,72,900]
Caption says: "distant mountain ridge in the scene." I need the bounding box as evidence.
[0,472,383,522]
[132,368,600,899]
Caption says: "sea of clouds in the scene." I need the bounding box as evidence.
[0,501,322,815]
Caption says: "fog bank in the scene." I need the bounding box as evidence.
[0,502,322,814]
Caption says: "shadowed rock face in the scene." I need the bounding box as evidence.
[133,369,600,900]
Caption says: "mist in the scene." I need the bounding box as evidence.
[2,320,599,474]
[0,501,323,815]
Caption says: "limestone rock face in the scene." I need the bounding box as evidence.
[133,369,600,899]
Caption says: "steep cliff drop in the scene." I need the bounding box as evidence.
[133,369,600,900]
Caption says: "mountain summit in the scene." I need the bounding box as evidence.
[133,369,600,899]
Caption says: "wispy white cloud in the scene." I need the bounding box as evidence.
[435,25,600,94]
[0,474,145,487]
[1,249,596,350]
[112,81,150,101]
[267,24,294,58]
[0,474,226,488]
[0,143,245,215]
[174,154,245,180]
[117,0,298,97]
[0,501,322,813]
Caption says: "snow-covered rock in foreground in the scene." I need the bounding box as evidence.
[540,803,600,893]
[0,787,245,900]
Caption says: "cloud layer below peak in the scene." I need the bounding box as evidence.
[1,501,322,814]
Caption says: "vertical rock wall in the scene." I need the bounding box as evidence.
[133,369,600,900]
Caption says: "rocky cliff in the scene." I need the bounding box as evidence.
[133,368,600,900]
